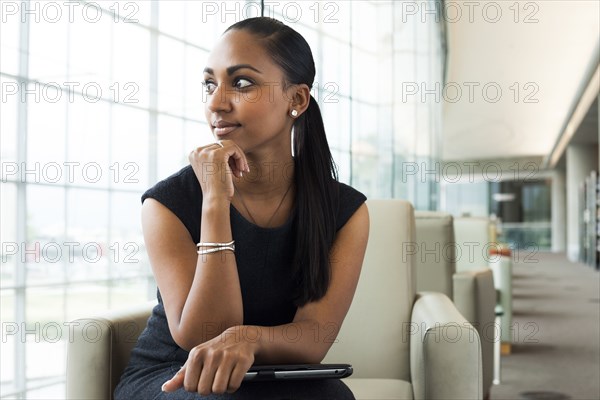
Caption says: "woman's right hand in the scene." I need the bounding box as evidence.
[188,140,249,202]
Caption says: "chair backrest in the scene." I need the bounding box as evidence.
[323,199,416,381]
[453,216,492,271]
[414,211,456,297]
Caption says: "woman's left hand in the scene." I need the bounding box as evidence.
[161,326,258,395]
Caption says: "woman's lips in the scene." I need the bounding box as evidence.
[213,121,241,137]
[214,125,240,136]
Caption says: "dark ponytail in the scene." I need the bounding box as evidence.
[225,17,339,306]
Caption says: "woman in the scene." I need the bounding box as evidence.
[114,17,369,399]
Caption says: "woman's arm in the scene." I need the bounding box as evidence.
[144,142,249,351]
[161,202,369,395]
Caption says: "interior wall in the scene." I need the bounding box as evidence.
[566,144,599,261]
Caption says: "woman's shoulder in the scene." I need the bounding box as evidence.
[140,165,202,242]
[333,181,367,232]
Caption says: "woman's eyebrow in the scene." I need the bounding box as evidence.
[203,64,262,75]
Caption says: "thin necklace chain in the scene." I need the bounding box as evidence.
[234,182,293,228]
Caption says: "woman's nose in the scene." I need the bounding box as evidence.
[206,85,233,113]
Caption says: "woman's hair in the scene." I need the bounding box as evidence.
[225,17,339,306]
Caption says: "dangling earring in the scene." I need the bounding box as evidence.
[290,109,298,117]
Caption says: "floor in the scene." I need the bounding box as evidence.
[490,252,600,400]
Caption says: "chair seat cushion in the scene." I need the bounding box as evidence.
[344,378,413,400]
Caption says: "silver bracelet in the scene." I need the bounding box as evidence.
[197,246,235,255]
[197,240,235,248]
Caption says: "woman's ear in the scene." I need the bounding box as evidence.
[288,84,311,118]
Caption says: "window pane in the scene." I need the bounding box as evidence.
[110,191,148,280]
[111,106,149,190]
[65,282,108,321]
[66,98,111,188]
[26,186,66,286]
[1,183,17,288]
[0,290,16,388]
[352,2,377,52]
[110,278,153,310]
[66,189,109,283]
[351,49,378,105]
[68,12,112,94]
[112,22,150,108]
[27,84,66,171]
[0,76,19,164]
[0,5,20,76]
[322,96,351,152]
[28,18,68,82]
[158,1,186,38]
[184,120,212,154]
[157,114,184,178]
[184,45,209,120]
[321,38,350,97]
[158,36,185,115]
[185,2,221,47]
[25,286,66,393]
[26,382,64,400]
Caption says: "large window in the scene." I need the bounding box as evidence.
[0,1,445,397]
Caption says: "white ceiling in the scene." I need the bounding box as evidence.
[442,0,600,161]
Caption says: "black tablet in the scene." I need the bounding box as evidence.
[243,363,353,381]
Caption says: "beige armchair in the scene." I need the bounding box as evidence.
[66,301,155,399]
[414,211,495,398]
[67,200,482,400]
[322,200,482,399]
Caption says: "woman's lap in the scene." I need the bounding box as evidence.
[114,364,355,400]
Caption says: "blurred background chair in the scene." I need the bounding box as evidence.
[454,216,513,353]
[414,211,495,398]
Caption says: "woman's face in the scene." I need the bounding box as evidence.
[203,29,294,154]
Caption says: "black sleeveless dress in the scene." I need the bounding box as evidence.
[114,165,366,400]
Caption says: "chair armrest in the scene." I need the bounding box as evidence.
[66,301,155,400]
[410,292,482,400]
[452,268,496,396]
[489,256,513,343]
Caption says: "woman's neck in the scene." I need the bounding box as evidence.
[234,153,295,200]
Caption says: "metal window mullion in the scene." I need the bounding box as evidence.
[147,1,159,300]
[15,0,31,397]
[391,2,396,198]
[107,3,116,309]
[348,3,353,186]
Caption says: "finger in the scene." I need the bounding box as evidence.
[184,361,203,393]
[227,363,250,394]
[197,359,219,396]
[161,364,186,393]
[212,362,236,395]
[220,141,249,174]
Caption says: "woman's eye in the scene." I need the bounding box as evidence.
[203,81,216,94]
[233,78,253,89]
